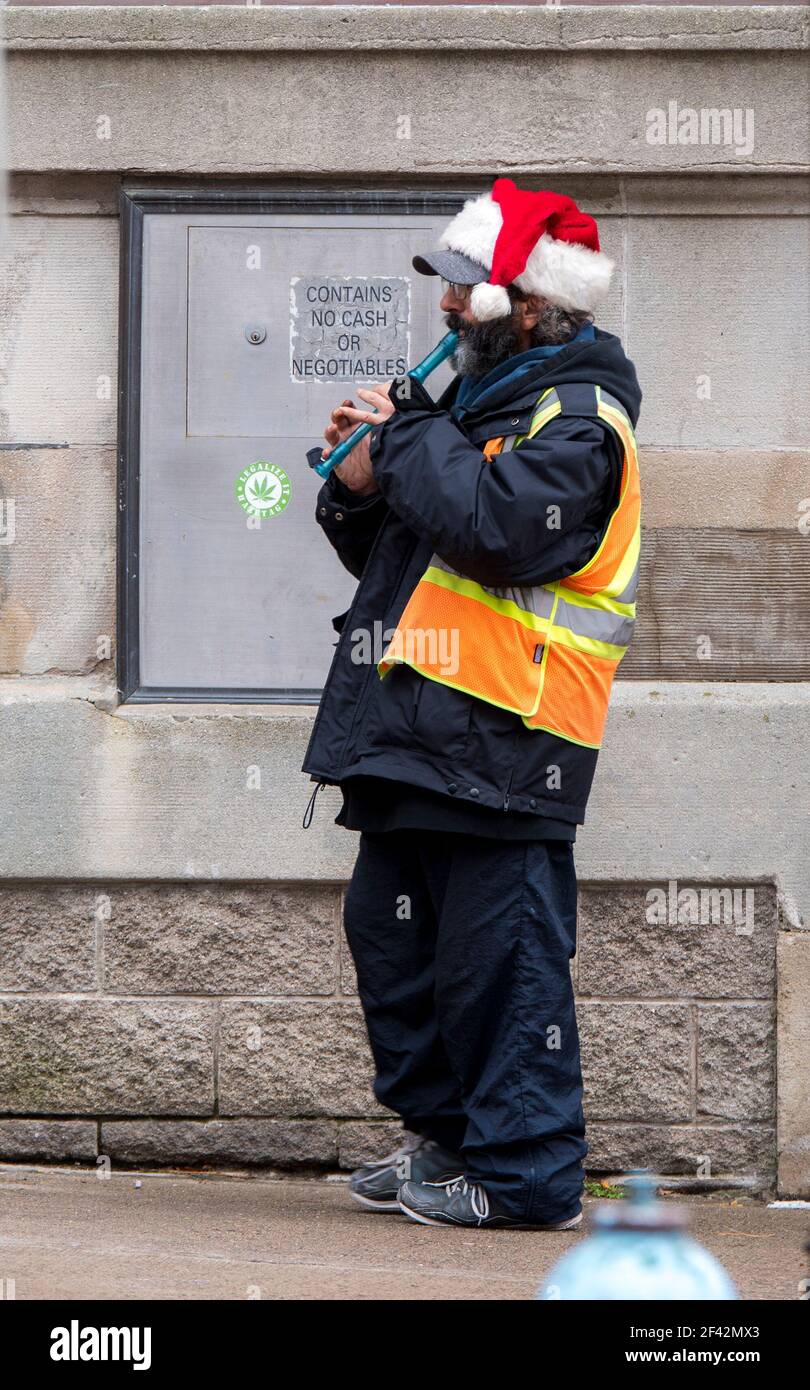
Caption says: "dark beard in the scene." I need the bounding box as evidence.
[445,310,523,381]
[445,301,585,381]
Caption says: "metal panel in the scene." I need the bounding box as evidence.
[123,193,458,698]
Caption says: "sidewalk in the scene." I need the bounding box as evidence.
[0,1165,806,1301]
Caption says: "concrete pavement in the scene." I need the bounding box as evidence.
[0,1165,807,1301]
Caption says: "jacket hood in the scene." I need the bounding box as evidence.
[442,328,642,429]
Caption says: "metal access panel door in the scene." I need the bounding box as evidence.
[128,196,457,699]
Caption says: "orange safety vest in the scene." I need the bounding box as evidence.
[377,384,641,750]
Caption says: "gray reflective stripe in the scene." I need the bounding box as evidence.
[599,388,633,432]
[509,389,561,448]
[599,388,626,414]
[428,558,558,622]
[613,557,640,605]
[554,598,634,649]
[525,388,560,439]
[484,582,556,620]
[598,388,639,469]
[428,560,632,647]
[428,553,462,577]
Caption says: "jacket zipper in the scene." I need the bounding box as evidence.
[502,724,521,811]
[503,767,515,812]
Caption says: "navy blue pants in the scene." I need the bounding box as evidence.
[343,830,587,1224]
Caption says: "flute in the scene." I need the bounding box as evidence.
[311,330,460,480]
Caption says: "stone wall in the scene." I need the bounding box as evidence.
[0,881,779,1181]
[1,6,808,1192]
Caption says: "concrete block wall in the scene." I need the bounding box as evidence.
[1,6,808,1192]
[0,881,782,1182]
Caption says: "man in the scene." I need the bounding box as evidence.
[302,180,642,1230]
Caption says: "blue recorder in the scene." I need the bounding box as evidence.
[311,330,460,480]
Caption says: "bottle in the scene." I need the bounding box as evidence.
[538,1172,739,1300]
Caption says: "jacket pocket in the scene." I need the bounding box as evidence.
[362,665,472,762]
[408,671,473,761]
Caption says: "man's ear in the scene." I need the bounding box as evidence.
[520,294,545,330]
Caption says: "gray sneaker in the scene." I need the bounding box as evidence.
[348,1132,465,1212]
[398,1175,584,1230]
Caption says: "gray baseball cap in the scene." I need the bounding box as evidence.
[412,248,490,285]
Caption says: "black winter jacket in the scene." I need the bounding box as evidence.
[302,329,642,826]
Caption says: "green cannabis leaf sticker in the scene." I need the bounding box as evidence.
[235,461,291,518]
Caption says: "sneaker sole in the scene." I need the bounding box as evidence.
[398,1201,584,1232]
[348,1189,402,1212]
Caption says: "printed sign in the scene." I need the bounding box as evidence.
[290,276,410,383]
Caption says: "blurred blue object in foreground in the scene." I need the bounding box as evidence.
[539,1172,739,1300]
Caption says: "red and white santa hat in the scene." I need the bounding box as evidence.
[413,179,613,321]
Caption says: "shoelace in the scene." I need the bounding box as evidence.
[430,1176,490,1223]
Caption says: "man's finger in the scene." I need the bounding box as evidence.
[339,404,377,424]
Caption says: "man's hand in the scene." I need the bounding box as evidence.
[322,384,396,495]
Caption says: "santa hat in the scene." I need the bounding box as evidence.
[415,179,613,322]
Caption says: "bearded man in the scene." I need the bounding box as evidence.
[303,180,642,1230]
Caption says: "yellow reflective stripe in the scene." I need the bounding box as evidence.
[560,400,638,583]
[521,717,601,750]
[556,585,636,620]
[545,624,626,661]
[422,565,549,633]
[509,388,559,448]
[411,568,627,662]
[599,400,639,463]
[525,401,562,440]
[509,384,642,595]
[603,525,641,600]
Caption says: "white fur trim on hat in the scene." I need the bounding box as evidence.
[438,193,502,275]
[516,233,614,316]
[438,191,613,316]
[470,282,512,322]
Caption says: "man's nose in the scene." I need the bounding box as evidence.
[440,289,472,316]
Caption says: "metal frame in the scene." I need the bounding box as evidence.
[117,183,469,704]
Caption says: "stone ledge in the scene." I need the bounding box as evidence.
[0,1118,97,1163]
[0,1117,776,1179]
[10,172,810,219]
[8,29,806,176]
[587,1121,775,1177]
[4,6,806,54]
[101,1118,338,1167]
[0,682,809,922]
